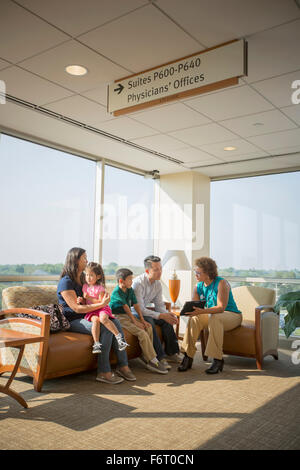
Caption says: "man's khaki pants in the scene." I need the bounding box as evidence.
[117,315,156,362]
[181,311,242,360]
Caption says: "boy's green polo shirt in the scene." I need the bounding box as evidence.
[109,286,138,314]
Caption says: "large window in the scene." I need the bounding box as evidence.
[210,171,300,277]
[0,133,96,275]
[210,171,300,336]
[102,165,154,275]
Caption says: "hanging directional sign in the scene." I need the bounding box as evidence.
[108,39,247,116]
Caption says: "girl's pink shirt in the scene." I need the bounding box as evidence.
[82,283,105,305]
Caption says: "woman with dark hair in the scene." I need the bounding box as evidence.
[178,257,242,374]
[57,247,136,384]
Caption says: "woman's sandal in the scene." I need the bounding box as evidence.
[96,373,124,384]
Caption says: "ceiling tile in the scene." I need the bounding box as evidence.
[280,105,300,126]
[105,144,184,174]
[17,0,147,37]
[184,85,274,121]
[157,0,300,47]
[269,145,300,156]
[132,102,211,132]
[182,80,244,103]
[131,134,187,154]
[0,66,74,105]
[192,166,222,177]
[194,162,252,178]
[221,109,297,137]
[194,155,294,177]
[1,1,300,179]
[182,160,221,169]
[81,85,108,106]
[170,146,222,164]
[244,19,300,83]
[271,153,300,167]
[78,4,201,72]
[0,100,185,174]
[0,99,100,149]
[0,58,11,71]
[169,123,238,147]
[251,70,300,107]
[132,99,177,116]
[45,95,112,126]
[248,128,300,152]
[19,40,129,92]
[198,139,268,160]
[94,116,158,140]
[219,152,269,162]
[0,0,69,63]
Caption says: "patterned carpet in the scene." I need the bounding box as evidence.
[0,341,299,450]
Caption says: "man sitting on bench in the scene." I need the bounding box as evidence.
[132,255,182,370]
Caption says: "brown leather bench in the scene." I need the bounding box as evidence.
[0,285,167,391]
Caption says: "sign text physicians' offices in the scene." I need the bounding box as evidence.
[108,39,247,115]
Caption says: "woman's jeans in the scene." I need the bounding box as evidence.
[69,316,128,373]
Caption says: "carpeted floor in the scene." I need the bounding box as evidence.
[0,341,299,450]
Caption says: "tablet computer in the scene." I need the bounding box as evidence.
[180,300,206,316]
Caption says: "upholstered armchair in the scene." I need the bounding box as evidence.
[201,285,279,369]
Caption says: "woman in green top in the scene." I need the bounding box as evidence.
[178,257,242,374]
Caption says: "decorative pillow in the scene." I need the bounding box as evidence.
[17,304,70,333]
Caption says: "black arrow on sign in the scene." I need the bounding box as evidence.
[114,83,124,94]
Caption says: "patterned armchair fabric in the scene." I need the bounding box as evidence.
[2,285,58,310]
[1,285,57,381]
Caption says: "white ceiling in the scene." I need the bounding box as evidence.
[0,0,300,178]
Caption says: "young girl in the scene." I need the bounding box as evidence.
[82,262,129,354]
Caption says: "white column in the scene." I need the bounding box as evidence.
[93,159,105,263]
[154,171,210,305]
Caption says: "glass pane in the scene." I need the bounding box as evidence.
[102,165,154,278]
[0,134,96,274]
[210,171,300,336]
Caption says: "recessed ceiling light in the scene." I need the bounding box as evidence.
[65,65,88,76]
[224,146,236,151]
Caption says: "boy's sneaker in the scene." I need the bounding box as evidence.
[146,359,168,374]
[115,334,129,351]
[92,342,102,354]
[160,358,171,370]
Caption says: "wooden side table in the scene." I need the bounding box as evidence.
[171,308,182,339]
[0,328,45,408]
